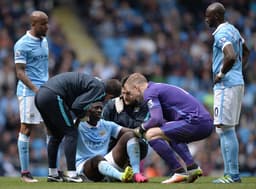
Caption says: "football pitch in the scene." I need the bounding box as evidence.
[0,177,255,189]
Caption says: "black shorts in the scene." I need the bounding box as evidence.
[35,87,75,138]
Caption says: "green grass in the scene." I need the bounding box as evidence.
[0,177,255,189]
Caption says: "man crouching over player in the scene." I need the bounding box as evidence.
[75,101,148,183]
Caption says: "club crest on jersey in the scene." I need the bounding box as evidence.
[15,50,21,57]
[219,37,227,44]
[147,99,154,108]
[99,130,106,136]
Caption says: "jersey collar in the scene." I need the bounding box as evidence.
[212,22,228,36]
[84,121,99,128]
[26,31,41,41]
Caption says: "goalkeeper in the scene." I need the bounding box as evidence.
[123,73,214,184]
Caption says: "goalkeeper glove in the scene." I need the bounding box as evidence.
[133,124,146,138]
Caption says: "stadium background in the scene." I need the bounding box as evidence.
[0,0,255,178]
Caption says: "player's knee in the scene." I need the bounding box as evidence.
[145,129,157,141]
[122,131,135,141]
[90,155,106,170]
[20,124,32,136]
[93,155,106,164]
[215,125,235,134]
[144,131,152,140]
[145,129,167,142]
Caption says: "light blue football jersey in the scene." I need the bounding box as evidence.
[212,22,244,90]
[76,119,122,168]
[14,31,49,96]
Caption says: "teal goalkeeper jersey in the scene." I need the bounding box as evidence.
[14,31,49,96]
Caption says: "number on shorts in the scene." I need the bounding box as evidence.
[214,107,219,117]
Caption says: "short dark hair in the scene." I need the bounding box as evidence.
[121,75,129,87]
[105,79,121,98]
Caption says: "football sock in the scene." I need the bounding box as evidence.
[169,141,195,166]
[49,168,58,176]
[67,170,76,177]
[127,138,140,174]
[98,160,122,180]
[219,132,229,175]
[17,133,30,172]
[223,128,239,178]
[148,138,182,171]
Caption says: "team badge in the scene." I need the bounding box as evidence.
[147,99,154,109]
[15,50,21,57]
[219,37,227,45]
[99,130,106,136]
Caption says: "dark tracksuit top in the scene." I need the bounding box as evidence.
[102,97,149,129]
[42,72,105,118]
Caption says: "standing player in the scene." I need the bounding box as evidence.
[76,101,148,183]
[35,72,121,182]
[14,10,49,183]
[123,73,213,184]
[205,2,250,183]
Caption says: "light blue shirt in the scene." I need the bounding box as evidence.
[76,119,122,168]
[212,22,244,90]
[14,31,49,96]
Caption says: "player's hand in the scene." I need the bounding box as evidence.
[214,72,224,84]
[133,125,145,138]
[214,75,222,84]
[32,87,39,93]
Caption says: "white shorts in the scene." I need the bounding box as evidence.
[213,85,244,126]
[104,151,123,171]
[18,96,43,124]
[76,151,123,176]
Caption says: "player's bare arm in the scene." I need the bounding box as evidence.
[242,43,250,70]
[117,127,133,139]
[15,63,38,93]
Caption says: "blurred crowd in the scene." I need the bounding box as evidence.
[0,0,255,177]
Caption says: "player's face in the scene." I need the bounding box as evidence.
[88,102,103,123]
[123,83,143,105]
[34,17,48,37]
[205,9,216,28]
[122,87,135,106]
